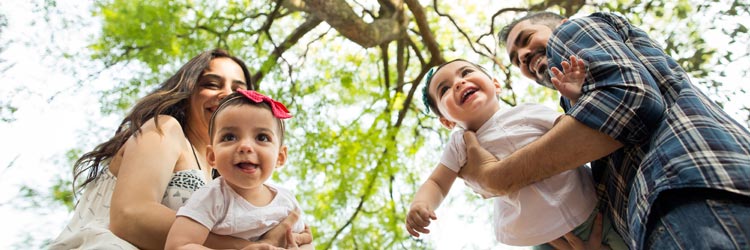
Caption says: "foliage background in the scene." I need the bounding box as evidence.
[0,0,748,249]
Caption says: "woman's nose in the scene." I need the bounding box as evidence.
[218,85,233,100]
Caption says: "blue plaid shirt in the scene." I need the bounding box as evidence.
[549,12,750,249]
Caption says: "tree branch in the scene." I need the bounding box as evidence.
[250,15,322,89]
[404,0,442,64]
[304,0,406,48]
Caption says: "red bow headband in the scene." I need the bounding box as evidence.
[237,90,292,119]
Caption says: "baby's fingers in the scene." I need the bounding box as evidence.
[560,60,572,73]
[570,55,585,71]
[412,210,434,228]
[550,67,564,80]
[405,216,430,236]
[405,219,420,237]
[575,56,585,68]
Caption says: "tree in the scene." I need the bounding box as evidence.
[26,0,750,249]
[0,11,17,123]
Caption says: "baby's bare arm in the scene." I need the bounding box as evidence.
[406,165,457,237]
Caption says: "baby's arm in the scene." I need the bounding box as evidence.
[165,216,211,250]
[550,55,586,105]
[406,164,457,237]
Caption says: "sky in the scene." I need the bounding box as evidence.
[0,1,748,249]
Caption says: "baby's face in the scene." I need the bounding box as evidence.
[207,104,286,191]
[428,61,501,129]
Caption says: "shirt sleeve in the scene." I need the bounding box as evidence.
[547,12,666,145]
[518,103,559,131]
[175,179,224,230]
[439,130,466,173]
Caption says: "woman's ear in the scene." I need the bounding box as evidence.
[276,145,288,168]
[439,117,457,130]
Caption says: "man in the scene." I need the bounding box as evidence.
[458,11,750,249]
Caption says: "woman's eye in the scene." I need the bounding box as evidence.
[203,82,220,89]
[220,134,236,142]
[257,134,270,142]
[233,84,247,91]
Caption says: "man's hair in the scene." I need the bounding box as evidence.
[498,12,565,47]
[421,59,493,117]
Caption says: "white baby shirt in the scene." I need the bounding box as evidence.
[176,177,305,241]
[441,103,597,246]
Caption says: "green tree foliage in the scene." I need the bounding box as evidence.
[28,0,750,249]
[0,11,16,123]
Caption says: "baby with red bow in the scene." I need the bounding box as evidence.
[166,90,313,250]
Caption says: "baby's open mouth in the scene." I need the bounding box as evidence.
[461,88,478,104]
[236,162,259,170]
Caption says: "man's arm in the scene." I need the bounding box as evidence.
[458,116,622,196]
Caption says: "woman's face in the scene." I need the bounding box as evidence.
[188,57,248,137]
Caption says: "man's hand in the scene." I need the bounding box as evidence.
[457,131,504,198]
[548,213,611,250]
[405,202,437,237]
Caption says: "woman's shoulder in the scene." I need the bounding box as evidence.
[139,115,184,136]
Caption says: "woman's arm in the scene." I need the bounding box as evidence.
[406,165,457,237]
[109,117,277,249]
[110,116,188,250]
[165,217,212,250]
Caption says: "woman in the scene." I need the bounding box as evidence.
[50,49,311,250]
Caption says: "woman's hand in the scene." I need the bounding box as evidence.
[294,224,313,246]
[259,209,312,247]
[240,243,284,250]
[548,213,610,250]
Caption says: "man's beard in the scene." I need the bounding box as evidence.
[535,68,554,90]
[527,48,555,89]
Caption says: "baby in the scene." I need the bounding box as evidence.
[406,58,625,249]
[166,90,312,249]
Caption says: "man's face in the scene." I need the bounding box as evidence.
[505,20,558,88]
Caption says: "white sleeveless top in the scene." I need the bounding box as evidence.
[48,168,206,250]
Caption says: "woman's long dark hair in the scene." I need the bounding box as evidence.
[72,49,252,192]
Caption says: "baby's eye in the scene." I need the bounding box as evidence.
[257,134,271,142]
[461,68,474,77]
[220,133,237,142]
[438,86,450,97]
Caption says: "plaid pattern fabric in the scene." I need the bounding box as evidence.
[550,12,750,249]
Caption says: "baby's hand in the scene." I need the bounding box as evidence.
[405,202,437,237]
[550,55,586,105]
